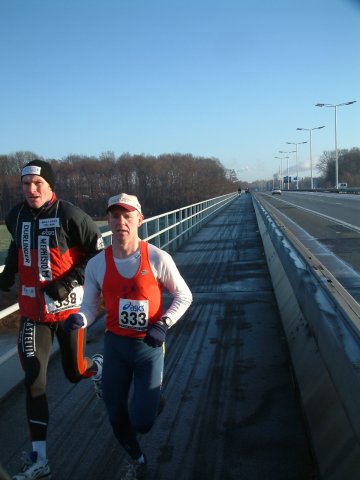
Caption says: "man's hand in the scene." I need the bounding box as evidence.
[144,320,169,347]
[42,279,71,302]
[0,270,15,292]
[64,313,85,332]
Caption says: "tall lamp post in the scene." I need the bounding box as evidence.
[296,126,325,190]
[279,151,296,190]
[286,141,307,190]
[315,101,356,188]
[274,156,285,190]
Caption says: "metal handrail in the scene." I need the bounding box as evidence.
[0,192,237,322]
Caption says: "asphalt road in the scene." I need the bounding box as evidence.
[0,194,315,480]
[255,191,360,305]
[266,191,360,228]
[257,191,360,276]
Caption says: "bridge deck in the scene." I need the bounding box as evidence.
[0,195,315,480]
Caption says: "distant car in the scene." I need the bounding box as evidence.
[272,188,281,195]
[245,188,250,194]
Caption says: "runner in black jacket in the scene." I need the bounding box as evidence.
[0,160,104,480]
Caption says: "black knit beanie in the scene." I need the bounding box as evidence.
[21,160,56,190]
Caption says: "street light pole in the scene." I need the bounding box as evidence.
[274,156,284,190]
[279,150,296,190]
[296,126,325,190]
[315,101,356,188]
[286,141,307,190]
[285,156,289,190]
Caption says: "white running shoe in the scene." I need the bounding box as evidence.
[12,451,51,480]
[91,353,103,399]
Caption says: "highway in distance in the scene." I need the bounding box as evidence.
[256,191,360,301]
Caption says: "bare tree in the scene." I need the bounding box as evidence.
[0,151,238,220]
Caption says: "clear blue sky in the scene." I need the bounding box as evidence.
[1,0,359,183]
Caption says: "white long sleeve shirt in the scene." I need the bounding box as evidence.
[78,243,192,328]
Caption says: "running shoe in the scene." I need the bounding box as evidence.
[119,456,147,480]
[12,451,51,480]
[91,353,103,399]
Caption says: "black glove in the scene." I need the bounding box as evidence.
[144,321,169,347]
[64,313,85,332]
[0,269,15,292]
[42,278,72,302]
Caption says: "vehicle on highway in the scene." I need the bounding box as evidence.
[272,188,281,195]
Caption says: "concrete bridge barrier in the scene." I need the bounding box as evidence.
[253,195,360,480]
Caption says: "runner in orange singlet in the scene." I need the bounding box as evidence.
[65,193,192,479]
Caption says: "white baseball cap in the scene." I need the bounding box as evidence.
[107,193,142,214]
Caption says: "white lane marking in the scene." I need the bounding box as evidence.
[269,195,360,234]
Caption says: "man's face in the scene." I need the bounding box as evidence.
[107,206,143,244]
[22,174,53,209]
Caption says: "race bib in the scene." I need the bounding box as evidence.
[119,298,149,331]
[44,285,84,314]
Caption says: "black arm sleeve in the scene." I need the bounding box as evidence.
[0,240,18,291]
[3,240,19,274]
[62,209,104,287]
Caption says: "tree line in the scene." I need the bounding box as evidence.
[316,147,360,188]
[263,147,360,191]
[0,151,238,220]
